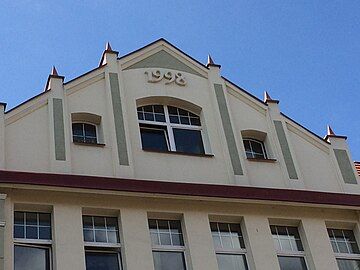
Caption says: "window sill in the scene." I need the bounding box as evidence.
[142,149,214,158]
[246,157,277,163]
[73,141,106,147]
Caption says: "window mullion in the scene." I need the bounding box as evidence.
[164,105,176,151]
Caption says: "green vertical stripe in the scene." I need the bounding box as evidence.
[334,149,357,184]
[109,73,129,166]
[53,98,66,161]
[274,121,298,179]
[214,84,243,175]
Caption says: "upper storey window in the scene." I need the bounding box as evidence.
[137,105,205,155]
[71,113,104,146]
[243,139,267,159]
[73,123,97,144]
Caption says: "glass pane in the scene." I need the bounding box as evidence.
[144,112,155,121]
[250,140,265,156]
[143,105,153,112]
[72,123,84,136]
[212,235,222,249]
[26,226,38,239]
[95,230,107,242]
[243,140,251,152]
[279,239,292,251]
[84,124,96,137]
[153,251,186,270]
[14,212,24,225]
[106,217,118,231]
[151,232,160,245]
[84,229,94,242]
[179,116,190,125]
[221,235,233,249]
[39,227,51,240]
[26,213,37,226]
[38,213,51,226]
[153,105,164,114]
[107,231,119,244]
[15,245,50,270]
[159,233,171,246]
[190,117,201,126]
[349,242,360,254]
[216,254,248,270]
[210,222,218,232]
[85,252,121,270]
[155,114,166,122]
[14,225,24,238]
[171,233,184,246]
[137,112,144,120]
[157,220,169,232]
[140,127,169,152]
[330,240,338,253]
[148,219,157,230]
[337,241,349,253]
[169,220,182,234]
[178,109,188,116]
[169,115,180,124]
[278,256,307,270]
[173,128,204,154]
[83,216,93,229]
[337,259,360,270]
[168,106,178,115]
[94,217,106,230]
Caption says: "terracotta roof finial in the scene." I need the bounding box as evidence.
[51,66,59,76]
[264,91,279,104]
[206,54,221,68]
[105,42,113,52]
[327,125,335,136]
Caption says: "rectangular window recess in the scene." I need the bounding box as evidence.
[142,148,214,158]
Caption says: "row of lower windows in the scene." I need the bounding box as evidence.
[14,211,360,270]
[72,105,268,159]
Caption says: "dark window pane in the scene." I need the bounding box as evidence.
[84,124,96,137]
[39,214,51,226]
[84,229,94,242]
[15,245,50,270]
[270,225,277,235]
[278,256,307,270]
[157,220,169,232]
[85,252,121,270]
[106,218,118,231]
[216,254,248,270]
[14,225,24,238]
[26,213,37,226]
[95,230,107,242]
[94,217,106,229]
[350,242,360,254]
[153,105,164,114]
[26,226,38,239]
[72,123,84,136]
[148,219,157,230]
[39,227,51,240]
[159,233,171,245]
[171,233,184,246]
[210,222,218,232]
[83,216,93,229]
[251,140,264,155]
[144,113,155,121]
[137,112,144,120]
[155,114,166,122]
[190,117,201,126]
[276,226,288,236]
[169,220,182,234]
[153,251,186,270]
[140,126,169,152]
[143,105,153,112]
[168,106,178,115]
[337,259,360,270]
[14,212,24,225]
[173,128,204,154]
[169,115,180,124]
[179,116,190,125]
[178,109,188,116]
[218,223,230,233]
[108,231,119,244]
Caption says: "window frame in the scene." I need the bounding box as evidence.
[243,138,267,159]
[82,215,122,270]
[148,218,188,270]
[270,225,308,269]
[327,228,360,263]
[13,211,53,270]
[72,122,99,145]
[210,222,249,269]
[138,105,205,155]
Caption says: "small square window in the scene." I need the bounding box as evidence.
[82,216,120,244]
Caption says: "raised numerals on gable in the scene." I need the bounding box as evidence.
[145,69,187,86]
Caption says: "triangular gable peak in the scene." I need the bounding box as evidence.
[120,39,208,78]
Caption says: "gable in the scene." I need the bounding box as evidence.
[124,50,204,77]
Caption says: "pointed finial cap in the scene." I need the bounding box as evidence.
[51,66,58,76]
[324,125,347,140]
[206,54,221,68]
[264,91,279,104]
[105,42,113,52]
[327,125,335,136]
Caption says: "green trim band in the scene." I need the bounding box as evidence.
[109,73,129,166]
[53,98,66,161]
[214,84,243,175]
[334,149,357,184]
[274,120,298,179]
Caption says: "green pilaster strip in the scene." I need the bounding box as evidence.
[334,149,357,184]
[214,84,243,175]
[53,98,66,161]
[274,121,298,179]
[109,73,129,166]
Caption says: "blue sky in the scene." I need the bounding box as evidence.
[0,0,359,160]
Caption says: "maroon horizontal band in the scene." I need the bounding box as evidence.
[0,170,359,207]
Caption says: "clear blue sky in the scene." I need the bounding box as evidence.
[0,1,359,160]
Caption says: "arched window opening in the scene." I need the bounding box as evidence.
[71,112,103,145]
[243,138,267,159]
[72,123,97,144]
[137,104,205,155]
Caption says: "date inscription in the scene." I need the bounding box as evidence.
[145,69,186,86]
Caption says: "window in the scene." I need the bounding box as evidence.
[72,123,97,144]
[243,139,267,159]
[14,211,52,270]
[148,219,186,270]
[137,105,205,155]
[270,225,308,270]
[210,222,248,270]
[82,216,122,270]
[327,228,360,269]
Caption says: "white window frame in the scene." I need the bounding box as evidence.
[72,122,98,144]
[243,138,267,159]
[210,222,249,268]
[13,211,53,270]
[271,225,308,269]
[327,228,360,264]
[138,105,204,153]
[82,215,122,270]
[149,219,188,270]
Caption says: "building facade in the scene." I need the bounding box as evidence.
[0,39,360,270]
